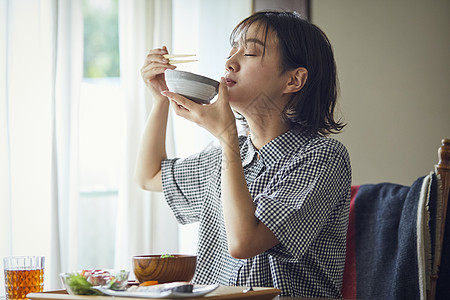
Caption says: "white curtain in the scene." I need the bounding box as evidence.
[0,0,12,279]
[50,0,83,287]
[115,0,179,273]
[0,0,83,292]
[0,0,253,294]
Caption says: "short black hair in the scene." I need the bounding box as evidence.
[230,10,345,136]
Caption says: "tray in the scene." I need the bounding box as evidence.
[27,286,281,300]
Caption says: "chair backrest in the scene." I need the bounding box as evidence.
[342,139,450,300]
[431,138,450,300]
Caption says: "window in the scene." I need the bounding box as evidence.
[77,0,122,269]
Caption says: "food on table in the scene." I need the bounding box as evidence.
[160,254,174,258]
[63,269,129,295]
[127,281,193,293]
[139,280,159,286]
[64,274,103,295]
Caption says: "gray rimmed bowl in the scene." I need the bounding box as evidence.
[165,69,219,104]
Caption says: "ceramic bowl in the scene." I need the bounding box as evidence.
[132,254,197,284]
[165,69,219,104]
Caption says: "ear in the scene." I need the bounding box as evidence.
[283,67,308,94]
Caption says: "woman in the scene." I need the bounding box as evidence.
[136,10,351,298]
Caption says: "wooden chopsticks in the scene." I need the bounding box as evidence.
[163,54,197,64]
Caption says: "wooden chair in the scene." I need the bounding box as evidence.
[342,139,450,300]
[430,138,450,300]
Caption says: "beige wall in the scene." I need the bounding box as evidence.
[311,0,450,185]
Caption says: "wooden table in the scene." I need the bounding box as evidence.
[28,286,280,300]
[26,287,342,300]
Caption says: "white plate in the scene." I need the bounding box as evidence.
[95,284,219,299]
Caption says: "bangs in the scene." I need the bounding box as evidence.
[229,16,272,55]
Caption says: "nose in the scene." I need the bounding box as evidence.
[225,54,239,73]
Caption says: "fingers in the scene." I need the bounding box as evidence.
[170,100,191,119]
[143,49,172,69]
[140,65,173,87]
[147,47,168,57]
[141,46,176,83]
[161,91,194,110]
[219,77,228,94]
[140,63,175,78]
[162,91,194,120]
[145,51,170,65]
[161,88,235,138]
[216,77,229,105]
[143,47,175,67]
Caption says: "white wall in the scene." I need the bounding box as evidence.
[312,0,450,185]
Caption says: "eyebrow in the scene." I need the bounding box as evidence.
[244,38,265,46]
[232,38,265,48]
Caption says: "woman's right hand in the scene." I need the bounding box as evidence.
[140,46,176,101]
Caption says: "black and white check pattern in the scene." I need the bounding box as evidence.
[161,130,351,298]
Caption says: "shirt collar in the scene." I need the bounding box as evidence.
[258,129,313,169]
[240,129,314,169]
[241,136,259,167]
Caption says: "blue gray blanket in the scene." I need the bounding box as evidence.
[342,173,449,299]
[353,175,430,299]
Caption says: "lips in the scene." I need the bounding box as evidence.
[225,77,236,87]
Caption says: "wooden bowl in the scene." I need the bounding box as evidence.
[132,255,197,284]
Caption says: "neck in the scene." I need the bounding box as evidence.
[246,117,291,150]
[234,94,292,149]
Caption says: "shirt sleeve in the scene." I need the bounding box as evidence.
[254,139,352,260]
[161,146,222,225]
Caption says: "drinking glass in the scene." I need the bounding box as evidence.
[3,256,44,300]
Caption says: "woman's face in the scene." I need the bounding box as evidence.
[224,23,291,117]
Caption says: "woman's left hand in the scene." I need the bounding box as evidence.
[161,77,237,141]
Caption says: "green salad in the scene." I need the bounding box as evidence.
[64,269,129,295]
[65,274,103,295]
[160,254,174,258]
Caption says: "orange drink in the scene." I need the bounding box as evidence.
[3,256,44,300]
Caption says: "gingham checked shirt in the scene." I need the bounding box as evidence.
[161,129,351,298]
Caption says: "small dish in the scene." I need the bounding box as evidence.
[95,283,220,299]
[60,269,129,295]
